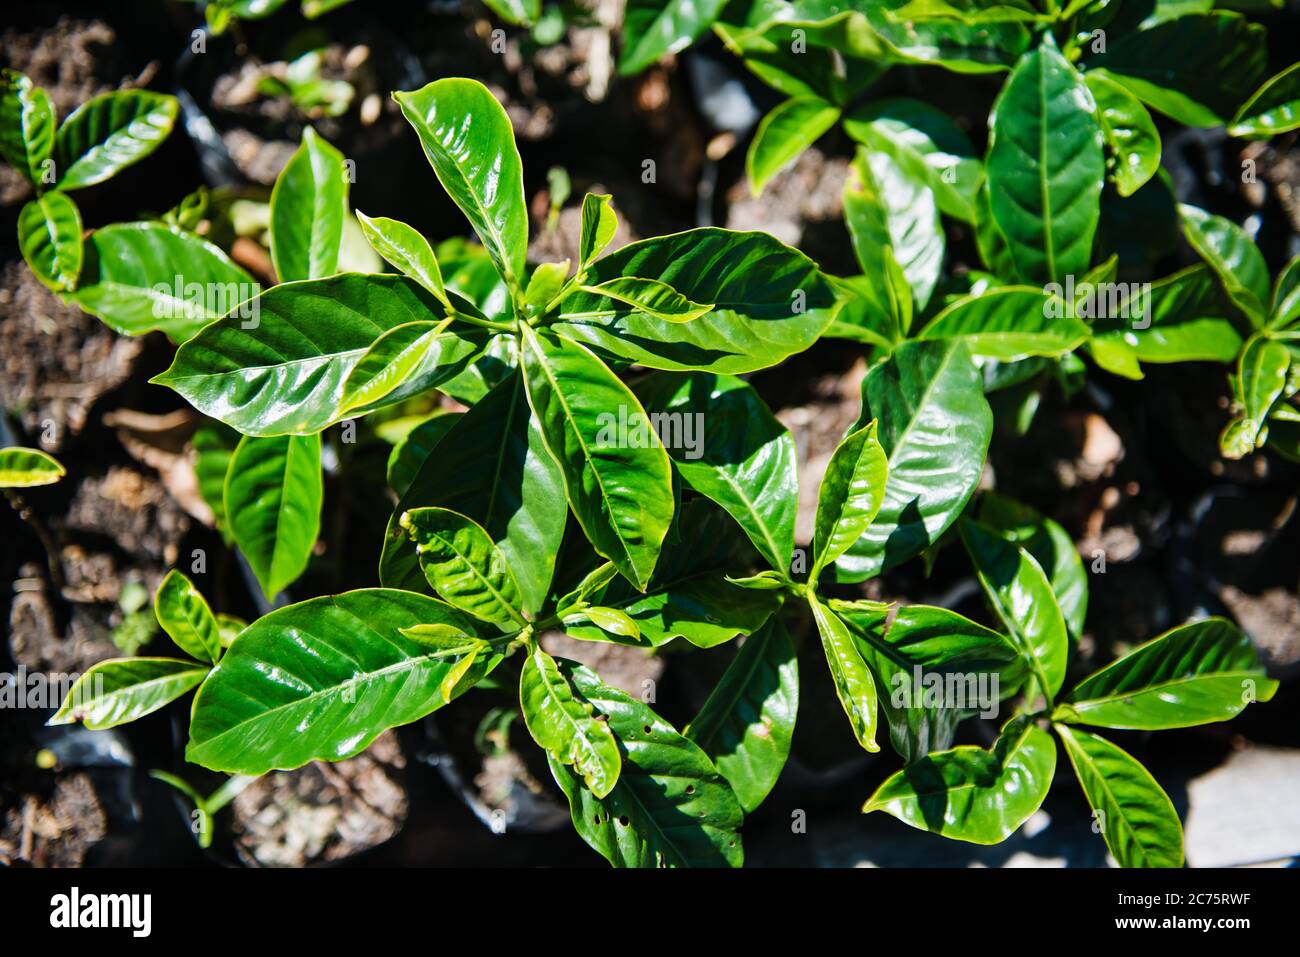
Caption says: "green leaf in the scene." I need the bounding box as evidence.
[192,424,238,538]
[224,433,322,601]
[1271,255,1300,328]
[54,90,178,191]
[562,501,779,648]
[986,35,1104,284]
[74,223,257,343]
[619,0,729,76]
[1225,336,1290,456]
[1085,70,1161,198]
[813,421,887,578]
[834,601,1026,764]
[810,595,879,753]
[634,371,797,572]
[336,319,485,417]
[356,212,451,307]
[862,717,1056,844]
[394,79,528,294]
[844,147,943,311]
[575,606,641,639]
[555,228,835,374]
[520,646,622,797]
[1086,12,1267,127]
[386,411,461,496]
[380,370,566,616]
[747,96,841,195]
[0,447,65,487]
[578,193,618,273]
[18,191,81,292]
[520,327,674,590]
[834,340,992,582]
[1230,62,1300,139]
[270,127,347,282]
[978,492,1088,642]
[154,570,222,665]
[399,507,526,629]
[547,661,744,867]
[578,276,712,323]
[1055,724,1183,868]
[920,286,1089,360]
[843,97,982,222]
[481,0,541,25]
[685,617,798,813]
[151,274,478,435]
[0,69,54,184]
[974,180,1019,280]
[1057,617,1278,729]
[1088,265,1243,365]
[1179,204,1269,326]
[186,590,496,774]
[526,261,571,313]
[960,518,1069,702]
[49,658,209,730]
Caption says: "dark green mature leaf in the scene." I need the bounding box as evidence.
[920,286,1088,360]
[224,433,322,601]
[270,127,347,282]
[54,90,178,191]
[548,661,744,867]
[1179,204,1270,326]
[862,717,1056,844]
[1057,617,1277,729]
[834,601,1026,764]
[747,96,841,195]
[813,421,887,577]
[0,69,54,183]
[555,228,835,374]
[74,223,256,343]
[619,0,729,76]
[187,590,496,774]
[0,447,65,487]
[192,423,238,538]
[634,372,797,573]
[974,180,1019,280]
[960,518,1068,701]
[563,501,779,648]
[1089,265,1243,365]
[844,97,981,222]
[394,79,528,294]
[986,36,1104,284]
[520,647,621,797]
[810,595,879,752]
[686,617,798,813]
[844,147,942,311]
[578,193,617,274]
[386,411,461,496]
[835,340,992,582]
[151,274,478,435]
[18,191,81,292]
[520,327,673,590]
[381,371,565,616]
[1230,62,1300,138]
[49,658,208,730]
[399,507,526,629]
[1086,12,1267,127]
[1085,70,1161,198]
[154,570,222,665]
[1055,724,1183,868]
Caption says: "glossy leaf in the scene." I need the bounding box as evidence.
[357,212,451,307]
[394,79,528,293]
[1055,724,1183,868]
[54,89,178,191]
[1179,204,1269,326]
[920,286,1088,361]
[399,507,526,629]
[49,658,208,731]
[0,69,54,183]
[1058,617,1278,729]
[154,570,222,665]
[270,127,347,282]
[634,371,797,572]
[1270,256,1300,328]
[1230,62,1300,138]
[580,276,712,323]
[747,96,840,195]
[18,191,81,292]
[862,717,1056,844]
[555,228,835,374]
[986,36,1104,284]
[224,433,322,601]
[619,0,730,76]
[520,327,673,590]
[0,447,65,487]
[186,590,496,774]
[813,421,887,577]
[386,411,461,497]
[1089,265,1243,365]
[1085,70,1161,198]
[578,192,617,273]
[520,646,622,797]
[835,340,992,582]
[1226,336,1290,455]
[810,595,879,753]
[686,617,798,813]
[548,661,744,867]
